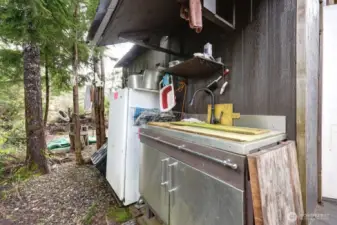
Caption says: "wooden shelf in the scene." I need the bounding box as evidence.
[202,8,235,31]
[164,56,224,78]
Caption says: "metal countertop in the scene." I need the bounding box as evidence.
[146,125,286,155]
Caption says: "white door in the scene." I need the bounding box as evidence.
[123,89,160,205]
[322,5,337,199]
[106,89,129,201]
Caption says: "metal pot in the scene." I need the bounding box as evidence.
[169,60,182,68]
[143,69,163,90]
[127,74,143,89]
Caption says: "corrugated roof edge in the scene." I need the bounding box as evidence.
[114,45,147,68]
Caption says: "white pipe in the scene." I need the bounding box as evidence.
[220,81,228,95]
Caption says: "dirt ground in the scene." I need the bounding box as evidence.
[0,161,117,225]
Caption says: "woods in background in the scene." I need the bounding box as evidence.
[0,0,100,172]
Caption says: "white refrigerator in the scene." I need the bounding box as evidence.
[107,88,159,205]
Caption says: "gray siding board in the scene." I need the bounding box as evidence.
[296,0,319,217]
[120,0,319,216]
[185,0,296,140]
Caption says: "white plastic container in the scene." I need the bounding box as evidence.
[159,75,176,112]
[204,42,213,56]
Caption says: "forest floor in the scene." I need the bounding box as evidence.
[0,146,117,225]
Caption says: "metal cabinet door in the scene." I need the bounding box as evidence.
[139,145,170,224]
[169,161,244,225]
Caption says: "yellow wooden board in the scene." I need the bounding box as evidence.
[148,122,274,142]
[170,122,269,135]
[207,104,240,126]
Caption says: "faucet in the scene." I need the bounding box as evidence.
[189,87,218,124]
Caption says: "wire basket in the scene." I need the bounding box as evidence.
[129,107,208,127]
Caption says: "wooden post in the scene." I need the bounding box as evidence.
[296,0,320,221]
[94,86,101,149]
[69,122,75,152]
[93,51,106,150]
[327,0,336,5]
[100,50,107,146]
[317,0,324,205]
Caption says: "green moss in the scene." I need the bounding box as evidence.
[11,166,40,182]
[0,187,16,201]
[106,207,132,223]
[0,165,41,186]
[0,190,8,200]
[82,203,97,225]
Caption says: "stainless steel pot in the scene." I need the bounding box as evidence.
[143,69,163,90]
[127,74,143,89]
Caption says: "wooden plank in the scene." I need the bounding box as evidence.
[248,141,303,225]
[148,122,278,142]
[248,155,263,225]
[148,122,172,128]
[169,121,269,135]
[184,0,296,141]
[296,0,320,216]
[285,141,304,220]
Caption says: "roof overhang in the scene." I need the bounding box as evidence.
[87,0,119,45]
[88,0,182,46]
[87,0,237,59]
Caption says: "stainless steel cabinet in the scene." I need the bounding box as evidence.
[139,122,285,225]
[139,146,170,224]
[140,145,244,225]
[139,128,254,225]
[169,161,244,225]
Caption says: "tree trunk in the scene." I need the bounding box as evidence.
[99,51,106,145]
[93,55,101,149]
[93,51,107,150]
[73,1,84,165]
[94,88,101,149]
[23,43,49,174]
[43,55,49,127]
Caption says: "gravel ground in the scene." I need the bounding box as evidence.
[0,163,116,225]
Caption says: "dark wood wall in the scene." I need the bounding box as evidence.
[184,0,297,140]
[122,0,320,216]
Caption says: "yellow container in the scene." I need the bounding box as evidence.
[207,104,240,126]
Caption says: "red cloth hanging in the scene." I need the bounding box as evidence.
[179,0,203,33]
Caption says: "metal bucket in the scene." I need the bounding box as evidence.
[143,69,163,90]
[127,75,143,89]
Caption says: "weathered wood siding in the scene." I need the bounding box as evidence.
[122,0,319,216]
[184,0,297,141]
[296,0,320,217]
